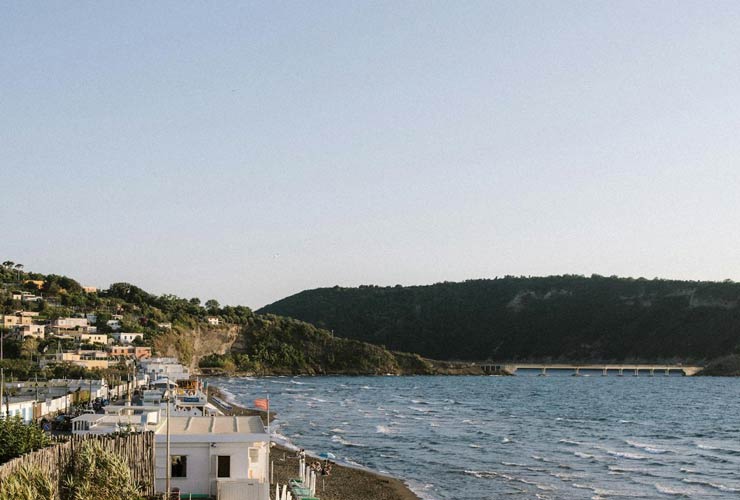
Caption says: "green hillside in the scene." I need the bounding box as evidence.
[0,260,454,376]
[258,275,740,363]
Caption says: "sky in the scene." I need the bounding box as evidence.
[2,1,740,308]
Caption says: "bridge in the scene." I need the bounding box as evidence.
[480,363,703,377]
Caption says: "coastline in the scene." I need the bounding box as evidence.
[207,385,422,500]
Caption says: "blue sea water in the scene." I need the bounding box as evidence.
[213,374,740,499]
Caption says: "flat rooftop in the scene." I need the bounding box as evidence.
[157,416,265,436]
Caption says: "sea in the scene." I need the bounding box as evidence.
[212,373,740,499]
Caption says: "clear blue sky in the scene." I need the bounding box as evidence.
[2,1,739,308]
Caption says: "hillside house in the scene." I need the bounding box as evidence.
[17,323,45,339]
[111,331,144,345]
[109,345,152,359]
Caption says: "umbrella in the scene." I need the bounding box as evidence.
[319,452,336,460]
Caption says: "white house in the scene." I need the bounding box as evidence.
[111,331,144,345]
[53,317,90,329]
[17,323,45,339]
[207,317,220,326]
[154,416,269,500]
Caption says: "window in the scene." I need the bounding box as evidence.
[217,455,231,478]
[171,456,187,478]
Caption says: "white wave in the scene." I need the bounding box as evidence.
[608,465,662,478]
[270,432,298,451]
[654,483,694,496]
[625,440,670,454]
[375,425,393,434]
[217,387,238,405]
[558,439,584,446]
[331,434,367,448]
[469,444,482,448]
[501,437,512,444]
[329,427,346,433]
[405,479,439,500]
[574,451,598,460]
[409,406,432,413]
[682,478,740,492]
[606,449,647,460]
[464,470,553,491]
[695,441,740,455]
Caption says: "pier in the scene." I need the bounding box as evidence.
[481,363,703,376]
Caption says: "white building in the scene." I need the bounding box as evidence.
[139,358,191,382]
[53,317,90,329]
[72,407,161,435]
[111,331,144,345]
[154,416,269,500]
[17,323,45,339]
[207,317,220,326]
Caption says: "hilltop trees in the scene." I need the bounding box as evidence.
[259,276,740,363]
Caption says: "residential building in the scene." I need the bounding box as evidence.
[21,292,43,303]
[207,317,220,326]
[53,317,90,329]
[69,332,109,345]
[110,331,144,345]
[82,286,98,293]
[18,323,45,339]
[109,345,152,359]
[139,357,191,381]
[154,416,269,499]
[106,319,122,331]
[1,313,32,327]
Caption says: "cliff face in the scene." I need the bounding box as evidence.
[153,324,240,373]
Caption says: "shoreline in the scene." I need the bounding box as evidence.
[207,385,422,500]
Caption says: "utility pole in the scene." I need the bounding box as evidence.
[166,376,171,499]
[0,368,4,419]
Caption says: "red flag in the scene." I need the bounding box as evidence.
[254,398,269,411]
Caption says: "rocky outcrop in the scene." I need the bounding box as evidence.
[153,324,240,373]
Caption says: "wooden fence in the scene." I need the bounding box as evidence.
[0,432,156,497]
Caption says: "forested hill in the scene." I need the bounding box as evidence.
[258,276,740,363]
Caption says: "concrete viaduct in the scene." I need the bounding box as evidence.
[481,363,703,376]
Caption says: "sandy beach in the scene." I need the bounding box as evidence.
[208,386,421,500]
[271,445,421,500]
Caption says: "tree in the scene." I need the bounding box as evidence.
[205,299,220,313]
[0,416,51,464]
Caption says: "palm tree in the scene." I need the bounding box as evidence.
[14,263,23,281]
